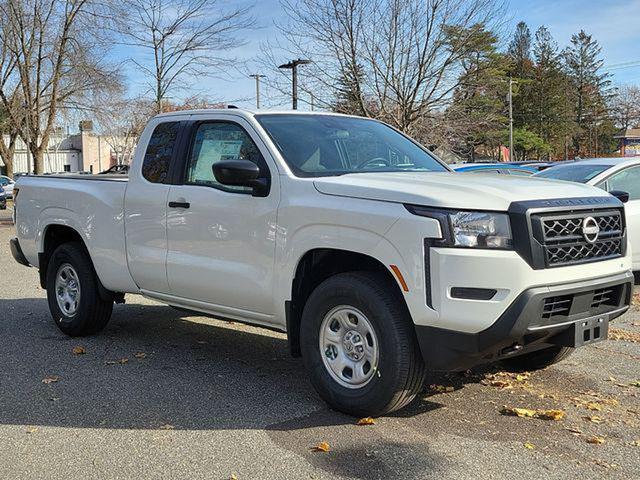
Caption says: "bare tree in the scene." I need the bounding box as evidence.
[260,0,505,139]
[0,0,117,174]
[610,84,640,132]
[116,0,254,113]
[93,90,155,165]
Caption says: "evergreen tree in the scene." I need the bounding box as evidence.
[508,21,531,78]
[563,30,612,156]
[333,64,368,116]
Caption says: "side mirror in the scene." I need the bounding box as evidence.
[212,160,269,197]
[609,190,629,203]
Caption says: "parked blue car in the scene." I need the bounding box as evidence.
[0,186,6,210]
[451,163,537,175]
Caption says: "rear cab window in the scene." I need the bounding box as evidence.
[142,122,182,183]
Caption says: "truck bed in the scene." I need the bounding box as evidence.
[14,174,137,292]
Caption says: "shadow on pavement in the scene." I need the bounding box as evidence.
[0,297,479,436]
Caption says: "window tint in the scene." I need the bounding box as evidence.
[142,122,181,183]
[186,122,264,192]
[256,114,447,177]
[604,166,640,200]
[533,164,609,183]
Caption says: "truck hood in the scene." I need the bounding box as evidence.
[313,172,610,211]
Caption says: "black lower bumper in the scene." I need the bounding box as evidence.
[415,271,634,371]
[10,237,30,267]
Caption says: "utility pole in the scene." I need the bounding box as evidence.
[278,58,311,110]
[249,74,266,109]
[508,77,514,162]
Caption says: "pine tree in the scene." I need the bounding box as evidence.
[563,30,612,156]
[508,21,531,79]
[333,64,368,116]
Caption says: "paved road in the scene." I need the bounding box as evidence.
[1,205,639,479]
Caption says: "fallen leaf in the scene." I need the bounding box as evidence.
[72,346,86,355]
[357,417,375,426]
[609,328,640,343]
[310,442,330,453]
[584,415,604,424]
[630,440,640,447]
[229,474,238,480]
[500,406,565,421]
[430,384,455,393]
[159,424,174,430]
[25,426,38,434]
[630,381,640,388]
[42,375,60,384]
[564,426,583,435]
[585,402,603,411]
[524,442,535,449]
[134,352,147,359]
[105,358,129,365]
[515,373,531,382]
[489,380,512,389]
[586,435,605,445]
[594,459,619,469]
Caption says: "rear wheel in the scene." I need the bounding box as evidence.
[501,345,574,371]
[300,271,426,417]
[46,242,113,336]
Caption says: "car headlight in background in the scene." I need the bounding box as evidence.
[449,211,512,248]
[405,205,513,249]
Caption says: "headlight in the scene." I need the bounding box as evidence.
[449,211,512,248]
[405,205,513,249]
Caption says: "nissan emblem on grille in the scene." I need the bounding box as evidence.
[582,216,600,244]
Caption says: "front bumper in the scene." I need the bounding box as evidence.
[415,271,633,371]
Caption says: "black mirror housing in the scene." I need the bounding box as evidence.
[609,190,630,203]
[212,160,268,196]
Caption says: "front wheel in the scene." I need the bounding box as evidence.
[300,271,426,417]
[46,242,113,336]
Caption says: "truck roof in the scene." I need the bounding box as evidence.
[153,108,359,120]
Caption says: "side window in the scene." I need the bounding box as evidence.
[142,122,181,183]
[0,178,7,186]
[186,122,265,192]
[605,166,640,200]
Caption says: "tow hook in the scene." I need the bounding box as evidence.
[501,343,523,356]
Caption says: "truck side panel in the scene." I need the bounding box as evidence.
[15,176,139,293]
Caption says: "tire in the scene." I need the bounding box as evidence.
[46,242,113,336]
[300,271,426,417]
[501,345,574,371]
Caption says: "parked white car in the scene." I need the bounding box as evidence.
[0,175,15,198]
[535,158,640,271]
[10,110,634,416]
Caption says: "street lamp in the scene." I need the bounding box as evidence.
[249,74,266,109]
[278,58,311,110]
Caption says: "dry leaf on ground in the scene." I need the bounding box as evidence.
[609,328,640,343]
[229,474,238,480]
[630,440,640,447]
[586,435,605,445]
[134,352,147,359]
[357,417,375,426]
[159,424,174,430]
[524,442,535,449]
[430,384,455,393]
[105,358,129,365]
[310,442,330,453]
[500,406,565,421]
[25,426,38,434]
[72,346,86,355]
[42,375,60,384]
[584,415,604,424]
[630,380,640,387]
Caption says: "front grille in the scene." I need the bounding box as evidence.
[532,209,624,267]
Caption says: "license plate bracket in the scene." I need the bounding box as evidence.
[552,316,609,348]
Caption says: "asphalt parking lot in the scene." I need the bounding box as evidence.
[0,205,639,480]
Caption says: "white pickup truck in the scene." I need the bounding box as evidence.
[11,109,634,416]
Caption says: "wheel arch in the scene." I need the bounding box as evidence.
[286,248,408,357]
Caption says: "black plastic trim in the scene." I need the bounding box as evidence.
[10,237,30,267]
[414,271,633,371]
[450,287,497,301]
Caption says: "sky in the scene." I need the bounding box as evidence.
[119,0,640,111]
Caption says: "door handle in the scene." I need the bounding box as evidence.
[168,201,190,209]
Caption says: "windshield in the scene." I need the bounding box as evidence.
[534,164,610,183]
[255,114,448,177]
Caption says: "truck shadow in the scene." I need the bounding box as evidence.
[0,297,474,433]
